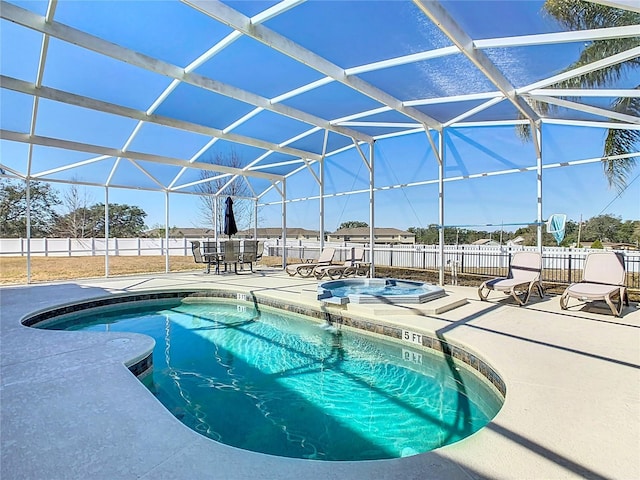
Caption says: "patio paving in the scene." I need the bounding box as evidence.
[1,267,638,479]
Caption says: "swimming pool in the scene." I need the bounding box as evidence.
[318,278,446,304]
[33,293,503,461]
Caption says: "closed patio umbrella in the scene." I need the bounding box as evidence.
[223,196,238,238]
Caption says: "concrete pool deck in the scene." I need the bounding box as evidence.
[1,267,638,479]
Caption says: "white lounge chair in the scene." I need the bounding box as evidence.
[560,251,628,317]
[286,247,336,277]
[314,247,365,280]
[478,251,544,306]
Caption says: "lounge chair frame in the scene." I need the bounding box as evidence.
[559,251,628,317]
[314,247,365,280]
[478,251,544,306]
[286,247,336,277]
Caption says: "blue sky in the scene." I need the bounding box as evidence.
[1,0,638,234]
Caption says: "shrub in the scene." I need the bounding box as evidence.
[590,239,604,249]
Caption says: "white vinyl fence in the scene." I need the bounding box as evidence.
[2,237,638,286]
[274,240,640,286]
[1,237,204,257]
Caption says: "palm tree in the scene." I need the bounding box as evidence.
[519,0,639,192]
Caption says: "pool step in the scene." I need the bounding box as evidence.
[299,288,467,315]
[346,294,468,316]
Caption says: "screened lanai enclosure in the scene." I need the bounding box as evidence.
[1,0,639,280]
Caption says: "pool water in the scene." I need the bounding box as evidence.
[330,284,426,297]
[43,298,502,461]
[318,278,446,304]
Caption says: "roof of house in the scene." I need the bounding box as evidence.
[472,239,501,246]
[145,227,215,237]
[236,227,320,237]
[331,227,414,236]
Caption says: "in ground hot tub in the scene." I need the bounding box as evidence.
[318,278,446,305]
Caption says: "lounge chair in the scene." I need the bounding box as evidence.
[286,247,336,277]
[478,251,544,306]
[560,251,628,317]
[314,247,365,280]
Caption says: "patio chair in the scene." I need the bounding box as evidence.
[478,251,544,306]
[256,241,264,261]
[238,240,259,273]
[219,240,241,274]
[286,247,336,277]
[314,247,365,280]
[191,241,217,274]
[560,251,628,317]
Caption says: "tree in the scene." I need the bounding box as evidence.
[408,214,634,246]
[618,220,640,245]
[0,179,59,237]
[521,0,640,191]
[144,224,181,238]
[338,221,368,229]
[52,182,93,238]
[590,239,604,249]
[559,219,580,247]
[196,151,254,234]
[581,214,622,242]
[83,203,147,237]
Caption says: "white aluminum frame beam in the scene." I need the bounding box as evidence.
[530,95,640,124]
[475,24,640,49]
[1,130,284,181]
[141,0,305,191]
[586,0,640,14]
[413,0,540,124]
[519,46,640,93]
[529,89,640,98]
[1,75,321,164]
[1,1,372,145]
[183,0,443,131]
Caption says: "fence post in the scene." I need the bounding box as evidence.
[460,245,465,273]
[44,238,48,257]
[568,253,572,285]
[137,238,141,256]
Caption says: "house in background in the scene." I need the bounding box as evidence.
[506,236,525,246]
[144,227,215,238]
[472,238,501,246]
[144,227,322,241]
[236,227,321,241]
[579,241,639,250]
[327,227,415,245]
